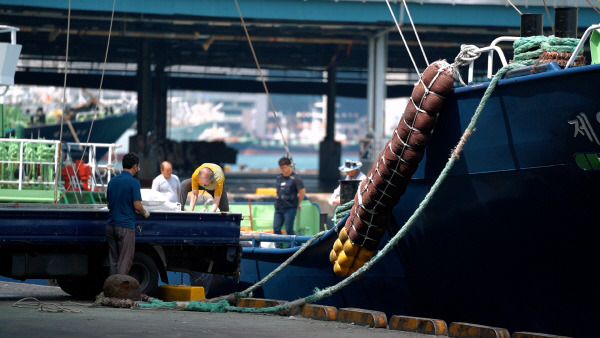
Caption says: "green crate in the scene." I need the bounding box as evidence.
[230,200,320,235]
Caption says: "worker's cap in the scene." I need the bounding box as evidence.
[338,160,362,172]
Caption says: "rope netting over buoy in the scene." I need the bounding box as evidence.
[98,34,585,316]
[329,60,455,278]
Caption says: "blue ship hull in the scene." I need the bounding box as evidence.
[16,112,136,147]
[219,63,600,337]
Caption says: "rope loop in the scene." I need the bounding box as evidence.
[454,44,482,67]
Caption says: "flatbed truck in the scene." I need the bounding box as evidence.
[0,203,242,298]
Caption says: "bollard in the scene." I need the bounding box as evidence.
[555,7,578,38]
[521,13,543,37]
[339,179,360,205]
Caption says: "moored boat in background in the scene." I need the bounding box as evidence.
[3,108,136,146]
[19,111,136,145]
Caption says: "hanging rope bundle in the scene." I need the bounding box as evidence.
[329,60,455,277]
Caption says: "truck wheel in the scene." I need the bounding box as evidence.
[129,252,159,296]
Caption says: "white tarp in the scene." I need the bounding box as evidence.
[141,188,181,211]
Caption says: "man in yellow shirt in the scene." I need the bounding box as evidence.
[189,163,229,212]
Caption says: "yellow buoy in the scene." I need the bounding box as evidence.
[339,227,348,242]
[356,248,375,261]
[343,239,359,257]
[333,238,343,253]
[333,261,349,276]
[337,250,354,268]
[329,249,338,263]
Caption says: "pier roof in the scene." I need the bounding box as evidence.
[0,0,598,95]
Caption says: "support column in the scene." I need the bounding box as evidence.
[150,49,168,178]
[360,33,388,172]
[130,39,154,182]
[319,64,341,183]
[153,54,167,143]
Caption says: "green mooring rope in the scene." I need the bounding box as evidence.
[513,35,581,64]
[134,35,580,314]
[332,199,354,224]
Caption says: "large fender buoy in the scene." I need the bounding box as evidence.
[330,60,455,277]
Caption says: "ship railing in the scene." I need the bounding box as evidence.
[0,138,60,191]
[467,36,519,84]
[73,111,97,121]
[0,138,60,202]
[468,23,600,84]
[0,138,119,203]
[565,23,600,68]
[63,141,120,197]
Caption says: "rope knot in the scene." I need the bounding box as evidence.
[454,44,481,67]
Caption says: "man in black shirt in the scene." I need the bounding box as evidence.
[273,157,305,246]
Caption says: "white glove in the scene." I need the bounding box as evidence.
[143,209,150,219]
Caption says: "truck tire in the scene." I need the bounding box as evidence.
[57,276,104,299]
[129,252,159,296]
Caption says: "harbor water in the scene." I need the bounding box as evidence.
[227,151,360,172]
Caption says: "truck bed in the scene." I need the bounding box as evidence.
[0,203,242,296]
[0,203,241,245]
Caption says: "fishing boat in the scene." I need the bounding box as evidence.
[208,16,600,338]
[2,79,136,147]
[17,111,136,145]
[2,101,136,147]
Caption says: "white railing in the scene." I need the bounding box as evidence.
[0,138,120,203]
[63,141,120,192]
[467,36,519,84]
[565,23,600,68]
[465,23,600,84]
[0,138,60,191]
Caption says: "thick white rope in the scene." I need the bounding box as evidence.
[402,0,429,67]
[453,44,481,86]
[385,0,422,77]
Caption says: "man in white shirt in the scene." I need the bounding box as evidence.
[151,161,180,203]
[328,160,366,206]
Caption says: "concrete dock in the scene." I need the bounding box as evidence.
[0,281,431,338]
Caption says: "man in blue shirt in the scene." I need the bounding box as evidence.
[273,157,305,247]
[106,152,149,275]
